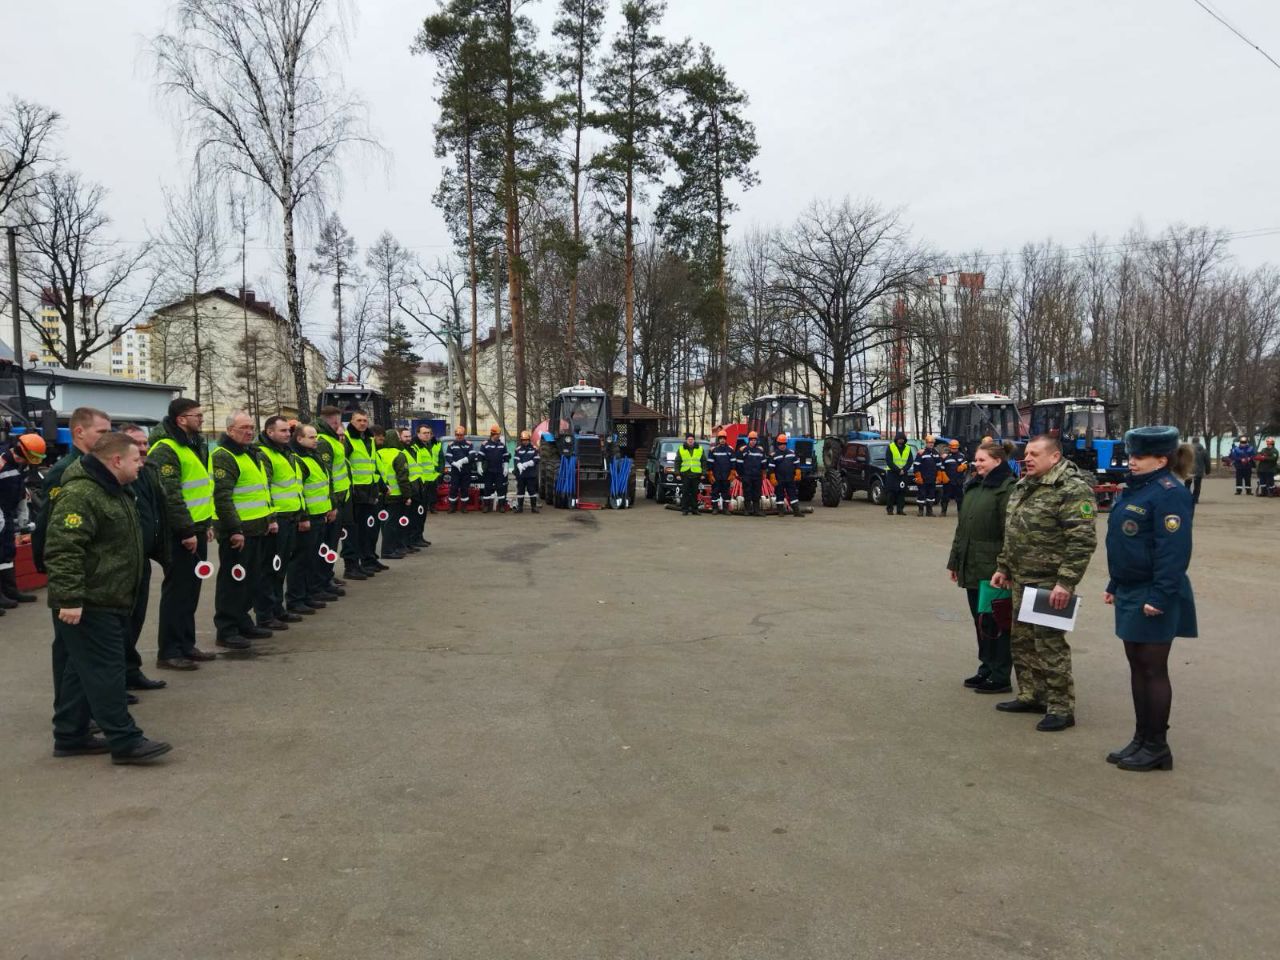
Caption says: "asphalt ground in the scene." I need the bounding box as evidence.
[1,477,1277,959]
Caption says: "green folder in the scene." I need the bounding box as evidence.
[977,578,1011,613]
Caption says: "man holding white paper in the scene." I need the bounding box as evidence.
[990,436,1097,732]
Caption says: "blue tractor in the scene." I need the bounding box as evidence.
[742,394,819,501]
[820,410,881,507]
[1030,396,1128,507]
[537,382,633,509]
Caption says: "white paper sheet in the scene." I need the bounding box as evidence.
[1016,586,1081,631]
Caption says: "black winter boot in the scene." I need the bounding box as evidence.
[1106,731,1144,764]
[0,569,36,603]
[531,497,540,513]
[791,502,802,517]
[1117,734,1173,771]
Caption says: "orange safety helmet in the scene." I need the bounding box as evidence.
[14,433,47,463]
[747,431,758,440]
[454,426,466,437]
[519,430,531,441]
[489,424,500,435]
[776,433,787,443]
[949,439,960,449]
[926,434,935,444]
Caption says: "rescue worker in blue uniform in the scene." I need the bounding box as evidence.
[885,432,913,516]
[512,430,540,512]
[769,434,802,517]
[478,425,509,513]
[940,439,967,516]
[913,436,943,517]
[446,426,477,513]
[735,431,767,516]
[706,432,735,515]
[0,434,46,614]
[1227,435,1256,495]
[1103,426,1197,773]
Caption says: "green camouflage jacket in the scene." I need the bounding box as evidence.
[995,456,1098,590]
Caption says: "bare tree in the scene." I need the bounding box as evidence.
[17,170,158,369]
[310,211,360,380]
[365,230,413,347]
[153,0,374,417]
[152,176,228,401]
[0,97,60,223]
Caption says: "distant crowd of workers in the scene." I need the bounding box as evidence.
[1224,435,1279,497]
[671,430,804,517]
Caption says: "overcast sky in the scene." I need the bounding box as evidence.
[4,0,1280,348]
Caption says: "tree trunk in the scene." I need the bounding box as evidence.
[335,257,345,380]
[464,137,479,435]
[282,201,311,418]
[624,178,635,402]
[494,247,506,434]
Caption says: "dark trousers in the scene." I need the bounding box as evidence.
[743,476,762,511]
[214,535,266,642]
[340,495,364,564]
[775,480,797,508]
[941,483,963,514]
[918,480,937,507]
[255,516,296,623]
[886,473,907,514]
[516,472,537,503]
[1260,470,1276,495]
[680,473,701,513]
[287,518,323,608]
[423,479,439,512]
[450,470,472,506]
[1184,475,1202,504]
[482,471,505,507]
[157,532,207,660]
[710,476,731,508]
[410,495,428,540]
[352,499,379,563]
[966,587,1012,685]
[381,502,404,556]
[1235,466,1253,492]
[126,561,151,680]
[52,610,143,752]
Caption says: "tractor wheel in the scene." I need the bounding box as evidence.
[798,477,817,502]
[822,436,842,471]
[821,470,842,508]
[869,478,885,506]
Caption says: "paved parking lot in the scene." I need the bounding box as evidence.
[1,478,1276,959]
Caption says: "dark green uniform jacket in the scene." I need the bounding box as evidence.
[31,447,85,571]
[947,462,1016,589]
[44,456,145,613]
[211,434,277,539]
[130,460,171,568]
[996,457,1098,590]
[147,417,212,540]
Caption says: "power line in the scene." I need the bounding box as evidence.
[1191,0,1280,73]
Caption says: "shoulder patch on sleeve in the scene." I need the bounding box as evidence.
[49,486,62,500]
[1164,514,1182,533]
[1078,500,1096,518]
[1159,476,1177,489]
[63,512,82,529]
[161,463,176,477]
[214,468,228,480]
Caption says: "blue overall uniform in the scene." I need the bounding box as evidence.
[940,451,967,515]
[706,443,735,512]
[735,443,767,515]
[512,442,539,510]
[913,447,943,515]
[479,438,509,511]
[0,449,33,577]
[1228,442,1256,494]
[769,444,801,516]
[1106,468,1197,644]
[445,439,477,510]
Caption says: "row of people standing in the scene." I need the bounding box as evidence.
[946,429,1196,772]
[674,431,803,517]
[1226,435,1279,496]
[31,399,442,766]
[884,433,970,517]
[443,425,541,513]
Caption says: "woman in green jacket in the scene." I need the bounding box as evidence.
[946,439,1018,694]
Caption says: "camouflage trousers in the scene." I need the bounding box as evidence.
[1010,582,1076,715]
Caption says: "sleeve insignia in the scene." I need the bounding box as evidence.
[1121,518,1139,536]
[161,464,176,477]
[214,468,228,480]
[1163,515,1182,533]
[1078,501,1095,518]
[49,486,62,499]
[63,512,82,529]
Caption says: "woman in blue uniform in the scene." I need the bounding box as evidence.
[1103,426,1197,772]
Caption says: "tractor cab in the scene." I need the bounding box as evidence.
[829,410,879,441]
[1031,396,1128,494]
[940,393,1023,459]
[317,382,392,426]
[743,395,818,500]
[538,382,632,509]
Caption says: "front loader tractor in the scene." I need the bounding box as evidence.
[536,382,633,509]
